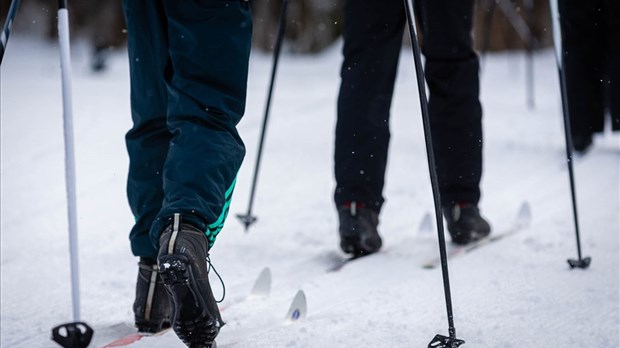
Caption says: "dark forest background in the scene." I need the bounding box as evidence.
[1,0,552,55]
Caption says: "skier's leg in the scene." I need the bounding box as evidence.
[124,0,171,260]
[604,0,620,130]
[334,0,405,255]
[123,0,173,333]
[335,0,405,212]
[559,0,606,149]
[418,0,490,244]
[151,3,252,345]
[418,0,482,208]
[151,0,252,247]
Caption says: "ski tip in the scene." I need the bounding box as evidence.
[249,267,271,298]
[516,201,532,228]
[284,290,307,324]
[418,212,433,233]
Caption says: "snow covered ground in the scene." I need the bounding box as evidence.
[1,35,619,348]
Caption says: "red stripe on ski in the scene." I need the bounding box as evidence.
[103,333,146,347]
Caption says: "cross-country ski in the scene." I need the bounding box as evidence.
[96,267,272,347]
[422,202,532,269]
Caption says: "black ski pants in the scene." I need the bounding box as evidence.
[335,0,482,212]
[123,0,252,259]
[559,0,620,138]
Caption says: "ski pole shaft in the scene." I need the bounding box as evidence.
[403,0,462,345]
[51,3,96,346]
[548,0,590,269]
[58,0,81,321]
[238,0,289,230]
[0,0,22,64]
[524,0,535,109]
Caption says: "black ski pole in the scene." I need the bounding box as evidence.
[237,0,289,231]
[524,0,535,110]
[548,0,590,269]
[51,1,93,346]
[403,0,464,347]
[0,0,21,65]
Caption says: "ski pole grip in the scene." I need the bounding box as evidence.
[52,322,93,348]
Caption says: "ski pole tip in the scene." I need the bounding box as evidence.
[51,321,93,348]
[428,334,465,348]
[236,213,257,231]
[567,256,591,269]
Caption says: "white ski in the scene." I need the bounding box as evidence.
[97,266,272,347]
[422,202,532,269]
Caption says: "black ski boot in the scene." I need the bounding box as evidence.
[338,202,382,256]
[572,133,593,154]
[443,204,491,245]
[157,214,222,348]
[133,257,172,333]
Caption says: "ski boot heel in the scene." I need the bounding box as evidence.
[159,255,191,286]
[134,319,170,334]
[133,258,172,333]
[158,255,220,347]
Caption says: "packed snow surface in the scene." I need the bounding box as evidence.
[1,36,619,347]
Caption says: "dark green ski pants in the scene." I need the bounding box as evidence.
[123,0,252,259]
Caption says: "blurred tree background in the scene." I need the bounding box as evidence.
[251,0,552,53]
[1,0,552,57]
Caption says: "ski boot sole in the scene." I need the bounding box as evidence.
[158,255,219,348]
[340,235,382,256]
[134,318,171,334]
